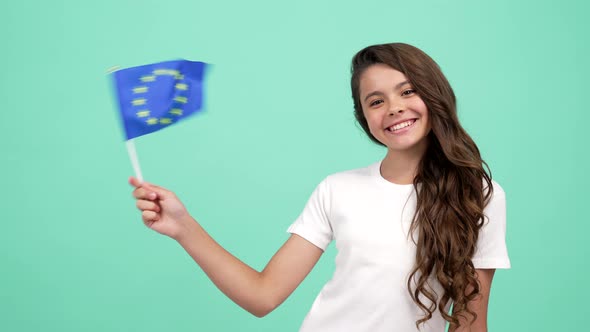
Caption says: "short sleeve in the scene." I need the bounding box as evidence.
[287,177,334,251]
[472,182,511,269]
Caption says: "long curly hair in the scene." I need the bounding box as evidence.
[350,43,494,328]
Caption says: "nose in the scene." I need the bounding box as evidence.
[388,105,403,116]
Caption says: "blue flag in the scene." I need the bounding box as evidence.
[112,60,207,140]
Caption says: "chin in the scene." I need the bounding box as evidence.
[386,137,429,153]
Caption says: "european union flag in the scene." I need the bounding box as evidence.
[112,60,207,140]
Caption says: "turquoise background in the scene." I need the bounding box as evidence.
[1,0,588,331]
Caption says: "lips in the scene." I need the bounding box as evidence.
[386,119,417,132]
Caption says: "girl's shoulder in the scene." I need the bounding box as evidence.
[486,179,506,198]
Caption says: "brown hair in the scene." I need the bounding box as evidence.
[351,43,494,328]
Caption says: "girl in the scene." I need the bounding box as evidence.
[129,43,510,331]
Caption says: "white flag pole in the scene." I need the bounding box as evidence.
[108,65,144,184]
[126,139,144,183]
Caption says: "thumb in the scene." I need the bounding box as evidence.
[141,181,174,200]
[128,176,143,188]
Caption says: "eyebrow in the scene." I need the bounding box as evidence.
[363,80,410,102]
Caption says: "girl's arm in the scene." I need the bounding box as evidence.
[449,269,496,332]
[130,177,324,317]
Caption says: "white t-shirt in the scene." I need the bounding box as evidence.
[287,161,510,332]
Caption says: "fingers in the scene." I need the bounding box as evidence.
[129,176,142,188]
[141,210,159,223]
[136,197,161,223]
[136,199,160,213]
[132,187,158,200]
[129,177,156,200]
[128,177,178,226]
[136,197,161,224]
[142,182,173,199]
[128,177,173,200]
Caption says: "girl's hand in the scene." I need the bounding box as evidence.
[129,176,193,240]
[129,178,324,318]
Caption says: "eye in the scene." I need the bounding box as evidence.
[369,99,384,107]
[402,89,416,96]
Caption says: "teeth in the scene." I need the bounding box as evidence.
[391,120,415,131]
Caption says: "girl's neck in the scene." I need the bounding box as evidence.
[380,143,427,185]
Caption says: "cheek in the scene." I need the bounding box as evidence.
[412,100,429,124]
[364,113,381,133]
[410,98,428,114]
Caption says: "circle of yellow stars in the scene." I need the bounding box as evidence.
[131,69,189,126]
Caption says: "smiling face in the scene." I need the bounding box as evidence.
[359,63,431,154]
